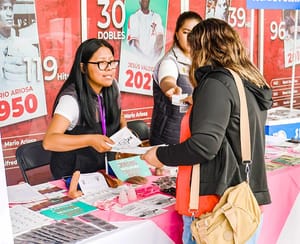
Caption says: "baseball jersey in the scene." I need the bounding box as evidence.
[127,9,163,58]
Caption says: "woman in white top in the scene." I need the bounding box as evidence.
[43,38,126,180]
[150,11,202,146]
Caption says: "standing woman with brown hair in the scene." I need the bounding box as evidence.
[142,18,272,244]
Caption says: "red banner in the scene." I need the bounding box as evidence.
[1,0,81,185]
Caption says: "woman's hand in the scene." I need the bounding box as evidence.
[160,77,181,99]
[90,135,114,153]
[43,114,115,153]
[165,86,182,98]
[141,146,164,168]
[182,95,193,105]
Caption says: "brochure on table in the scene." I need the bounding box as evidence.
[7,183,47,203]
[108,156,152,181]
[0,132,14,243]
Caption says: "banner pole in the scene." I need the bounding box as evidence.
[81,0,88,42]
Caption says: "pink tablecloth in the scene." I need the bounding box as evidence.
[258,164,300,244]
[52,163,300,244]
[53,176,183,244]
[92,204,183,244]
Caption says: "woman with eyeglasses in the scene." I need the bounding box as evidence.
[43,38,126,182]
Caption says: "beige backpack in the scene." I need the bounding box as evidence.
[190,181,261,244]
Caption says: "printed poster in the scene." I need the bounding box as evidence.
[264,9,300,109]
[118,0,169,96]
[1,0,81,186]
[0,0,46,127]
[283,10,300,68]
[205,0,254,56]
[86,0,184,125]
[206,0,232,21]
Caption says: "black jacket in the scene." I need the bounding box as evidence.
[157,66,273,205]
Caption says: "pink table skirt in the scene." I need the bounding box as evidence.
[52,163,300,244]
[53,176,183,244]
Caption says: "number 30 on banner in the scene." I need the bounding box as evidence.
[97,0,125,29]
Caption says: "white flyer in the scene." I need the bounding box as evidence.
[109,127,142,152]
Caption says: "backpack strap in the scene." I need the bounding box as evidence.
[189,69,252,211]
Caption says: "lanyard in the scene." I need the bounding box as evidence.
[97,94,106,136]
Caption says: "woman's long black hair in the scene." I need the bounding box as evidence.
[52,38,121,136]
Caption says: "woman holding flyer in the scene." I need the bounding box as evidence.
[43,38,126,180]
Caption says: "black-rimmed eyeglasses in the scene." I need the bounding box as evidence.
[87,60,119,71]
